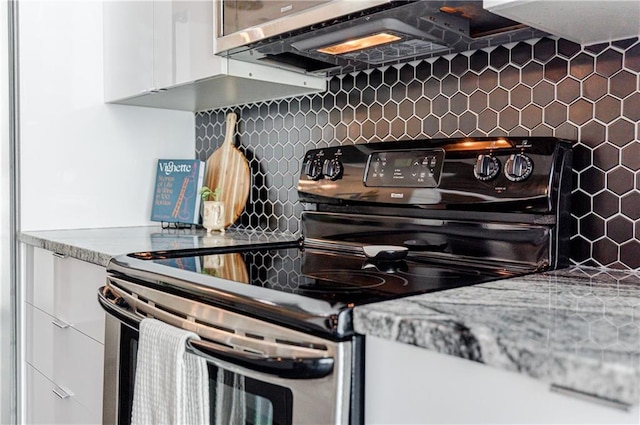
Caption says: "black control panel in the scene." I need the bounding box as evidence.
[364,149,445,188]
[298,137,572,211]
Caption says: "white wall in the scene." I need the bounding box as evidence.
[18,0,195,231]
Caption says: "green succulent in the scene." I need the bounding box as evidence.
[199,186,221,202]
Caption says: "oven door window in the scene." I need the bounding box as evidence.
[212,369,292,425]
[118,324,293,425]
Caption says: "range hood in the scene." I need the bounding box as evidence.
[216,1,548,76]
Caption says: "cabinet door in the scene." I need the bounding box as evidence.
[25,304,104,415]
[52,255,106,343]
[365,336,639,424]
[27,247,106,344]
[103,0,154,101]
[154,0,227,88]
[25,245,54,315]
[178,0,227,84]
[25,365,100,425]
[106,0,226,102]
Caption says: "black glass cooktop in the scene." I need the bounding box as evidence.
[110,241,528,338]
[131,242,517,306]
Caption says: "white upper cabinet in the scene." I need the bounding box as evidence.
[103,1,154,101]
[484,0,640,45]
[104,0,326,111]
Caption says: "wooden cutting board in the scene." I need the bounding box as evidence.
[201,253,249,283]
[205,113,250,228]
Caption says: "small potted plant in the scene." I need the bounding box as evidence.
[199,186,225,233]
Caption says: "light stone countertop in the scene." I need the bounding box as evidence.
[19,227,640,408]
[353,266,640,407]
[19,225,298,267]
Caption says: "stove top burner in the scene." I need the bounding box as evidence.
[292,269,407,293]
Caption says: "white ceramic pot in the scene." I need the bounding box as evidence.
[202,201,225,233]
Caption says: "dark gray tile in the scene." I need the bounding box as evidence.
[522,62,543,87]
[450,55,468,76]
[469,50,489,73]
[572,189,592,218]
[558,39,581,59]
[593,143,619,171]
[459,73,479,94]
[594,95,621,124]
[511,85,532,109]
[488,87,508,111]
[545,101,568,128]
[622,93,640,121]
[521,104,542,129]
[490,45,510,70]
[596,49,623,77]
[557,77,581,105]
[534,38,556,63]
[499,65,519,89]
[607,166,635,195]
[620,241,640,268]
[433,57,450,79]
[580,213,605,240]
[593,190,619,218]
[581,166,606,194]
[609,70,637,99]
[511,42,532,66]
[608,118,635,147]
[544,57,568,83]
[531,80,554,106]
[415,61,431,81]
[499,106,519,131]
[568,99,594,126]
[593,237,618,266]
[623,43,640,72]
[621,192,640,219]
[621,142,640,170]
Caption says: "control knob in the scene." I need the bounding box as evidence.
[322,158,343,180]
[504,154,533,181]
[305,158,324,180]
[473,154,501,181]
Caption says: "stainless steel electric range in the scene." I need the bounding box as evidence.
[98,136,572,425]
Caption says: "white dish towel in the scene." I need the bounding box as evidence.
[131,318,210,425]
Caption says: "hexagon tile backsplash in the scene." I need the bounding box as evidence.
[196,36,640,271]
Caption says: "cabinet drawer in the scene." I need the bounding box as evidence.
[26,246,106,343]
[53,253,106,343]
[25,364,100,425]
[25,245,54,313]
[25,304,104,414]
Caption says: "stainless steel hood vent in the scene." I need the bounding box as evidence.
[216,1,548,76]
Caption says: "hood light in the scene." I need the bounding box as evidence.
[316,32,402,55]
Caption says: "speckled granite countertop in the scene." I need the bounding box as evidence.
[19,227,640,408]
[353,266,640,407]
[19,226,298,267]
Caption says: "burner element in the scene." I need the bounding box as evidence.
[293,269,409,292]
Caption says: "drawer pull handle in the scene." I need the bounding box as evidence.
[52,386,73,399]
[52,319,70,329]
[550,384,631,411]
[52,252,67,259]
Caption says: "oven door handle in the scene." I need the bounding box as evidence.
[98,286,335,380]
[186,338,334,380]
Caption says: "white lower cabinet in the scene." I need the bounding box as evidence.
[365,335,639,424]
[26,365,99,425]
[23,245,106,425]
[25,304,104,416]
